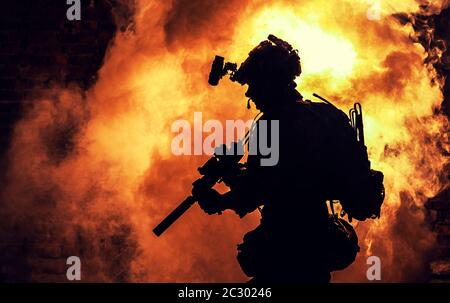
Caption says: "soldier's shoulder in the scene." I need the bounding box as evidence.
[299,100,349,122]
[285,100,323,122]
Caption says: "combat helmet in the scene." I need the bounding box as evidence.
[232,34,302,87]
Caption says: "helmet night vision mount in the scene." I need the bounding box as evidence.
[208,34,300,87]
[208,55,238,86]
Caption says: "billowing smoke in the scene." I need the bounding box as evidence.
[163,0,248,48]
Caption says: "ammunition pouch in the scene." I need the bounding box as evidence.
[236,225,266,278]
[325,215,360,272]
[236,216,361,278]
[340,169,385,221]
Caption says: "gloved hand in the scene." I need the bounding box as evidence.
[193,187,224,215]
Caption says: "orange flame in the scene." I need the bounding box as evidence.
[1,0,449,282]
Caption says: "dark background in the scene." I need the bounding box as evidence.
[0,0,132,282]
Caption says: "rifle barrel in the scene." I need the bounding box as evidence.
[153,196,197,236]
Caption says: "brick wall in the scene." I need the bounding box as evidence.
[0,0,121,282]
[425,7,450,282]
[0,0,117,155]
[428,188,450,281]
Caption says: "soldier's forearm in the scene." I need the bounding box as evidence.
[221,190,261,218]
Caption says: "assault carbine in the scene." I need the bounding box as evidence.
[153,144,244,236]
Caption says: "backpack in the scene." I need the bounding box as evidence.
[305,96,385,221]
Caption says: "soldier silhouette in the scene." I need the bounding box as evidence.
[186,35,384,282]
